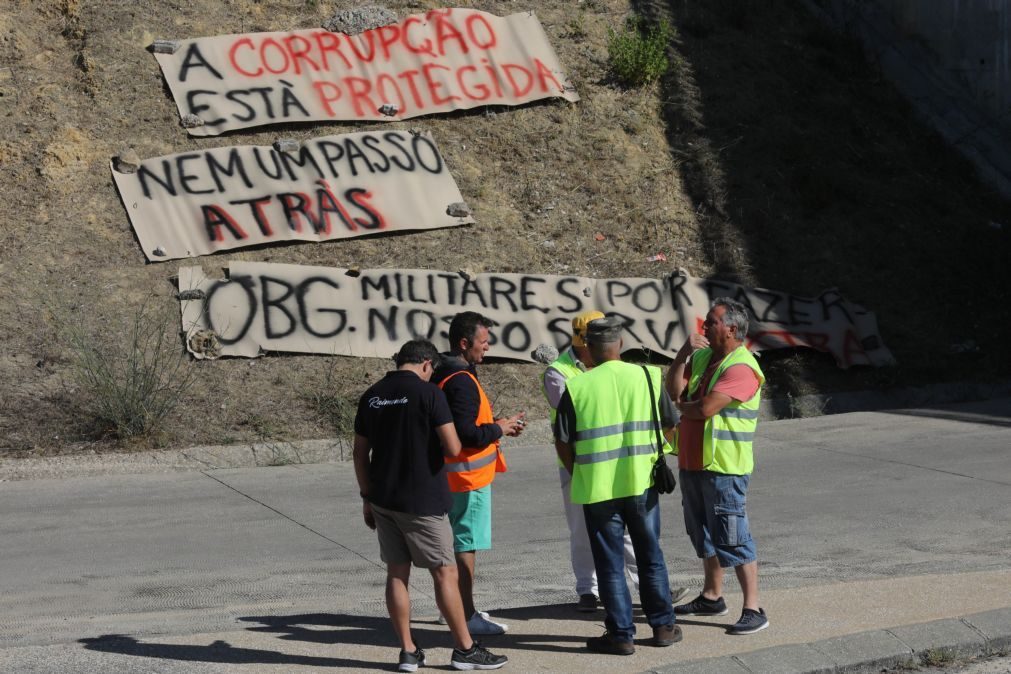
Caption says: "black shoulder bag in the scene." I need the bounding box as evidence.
[642,365,677,494]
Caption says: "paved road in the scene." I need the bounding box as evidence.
[0,398,1008,672]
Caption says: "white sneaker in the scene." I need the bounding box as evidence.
[438,610,489,626]
[466,611,508,635]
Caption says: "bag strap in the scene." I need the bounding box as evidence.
[641,365,664,458]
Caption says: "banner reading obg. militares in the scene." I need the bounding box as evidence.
[178,262,896,369]
[153,8,580,136]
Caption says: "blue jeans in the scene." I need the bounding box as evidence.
[583,487,674,642]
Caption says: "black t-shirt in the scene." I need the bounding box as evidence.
[354,370,454,515]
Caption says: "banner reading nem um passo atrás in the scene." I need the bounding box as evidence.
[178,262,895,369]
[153,8,580,136]
[112,130,472,261]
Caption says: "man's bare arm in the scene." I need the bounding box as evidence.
[666,333,709,400]
[676,390,734,420]
[352,433,376,530]
[435,422,462,458]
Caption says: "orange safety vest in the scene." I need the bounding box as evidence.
[438,370,508,492]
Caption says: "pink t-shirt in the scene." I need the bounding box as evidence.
[677,363,760,471]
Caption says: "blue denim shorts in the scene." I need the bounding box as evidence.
[679,470,756,568]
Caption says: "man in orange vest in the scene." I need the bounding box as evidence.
[434,311,526,636]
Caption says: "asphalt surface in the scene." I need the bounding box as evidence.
[0,397,1009,673]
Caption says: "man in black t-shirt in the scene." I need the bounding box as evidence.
[353,338,508,672]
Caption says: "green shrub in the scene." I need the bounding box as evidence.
[65,304,194,440]
[607,17,673,88]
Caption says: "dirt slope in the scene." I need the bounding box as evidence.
[0,0,1008,455]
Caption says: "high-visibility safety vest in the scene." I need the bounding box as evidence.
[565,360,672,505]
[438,370,507,493]
[542,349,585,468]
[543,349,584,425]
[683,345,765,475]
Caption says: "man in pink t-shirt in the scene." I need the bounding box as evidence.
[665,298,768,636]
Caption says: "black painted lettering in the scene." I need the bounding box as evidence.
[361,273,393,301]
[185,89,226,127]
[136,159,176,199]
[206,148,253,193]
[555,277,582,313]
[279,146,325,182]
[460,279,487,307]
[178,44,223,82]
[204,276,256,345]
[368,305,398,341]
[225,89,257,122]
[412,134,443,173]
[383,132,416,171]
[260,276,298,339]
[406,309,437,338]
[631,281,663,312]
[361,134,391,172]
[519,277,549,313]
[176,154,215,195]
[297,277,347,338]
[500,321,531,351]
[488,276,519,312]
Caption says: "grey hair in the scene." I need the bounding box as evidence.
[712,297,750,339]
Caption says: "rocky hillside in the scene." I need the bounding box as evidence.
[1,0,1008,454]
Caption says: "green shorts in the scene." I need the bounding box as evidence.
[449,485,492,552]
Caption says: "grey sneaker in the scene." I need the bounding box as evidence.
[466,611,508,635]
[729,608,769,635]
[439,610,489,625]
[673,593,729,616]
[671,586,692,605]
[398,647,425,672]
[451,642,508,670]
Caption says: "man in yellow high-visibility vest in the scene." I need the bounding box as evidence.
[554,316,682,655]
[666,297,769,636]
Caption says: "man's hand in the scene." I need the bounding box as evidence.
[686,332,709,352]
[496,412,526,437]
[363,500,376,530]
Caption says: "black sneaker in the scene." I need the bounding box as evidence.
[398,647,425,672]
[576,593,599,612]
[451,642,508,670]
[586,631,635,655]
[729,608,769,635]
[673,593,729,616]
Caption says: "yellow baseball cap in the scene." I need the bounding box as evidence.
[571,310,606,347]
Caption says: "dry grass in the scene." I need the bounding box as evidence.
[0,0,1009,455]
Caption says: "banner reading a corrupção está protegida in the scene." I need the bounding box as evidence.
[153,8,580,137]
[112,130,473,261]
[178,262,895,369]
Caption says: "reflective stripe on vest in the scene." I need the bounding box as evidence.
[575,420,654,441]
[684,345,764,475]
[565,360,671,505]
[438,369,507,492]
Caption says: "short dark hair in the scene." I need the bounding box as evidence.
[448,311,493,350]
[395,338,441,368]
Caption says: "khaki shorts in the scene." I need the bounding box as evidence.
[371,503,456,569]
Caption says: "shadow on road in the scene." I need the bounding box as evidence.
[239,608,590,654]
[883,408,1011,428]
[78,634,387,670]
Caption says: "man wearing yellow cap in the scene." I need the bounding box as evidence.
[542,310,641,613]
